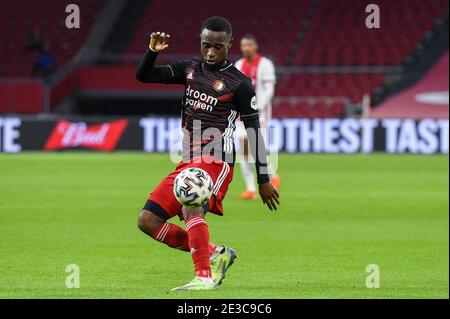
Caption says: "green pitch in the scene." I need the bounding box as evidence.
[0,153,448,298]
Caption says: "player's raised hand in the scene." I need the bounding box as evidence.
[149,32,170,52]
[259,182,280,211]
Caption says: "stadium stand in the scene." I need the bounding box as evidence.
[371,51,449,119]
[273,73,384,118]
[0,0,103,113]
[0,0,448,117]
[275,0,449,117]
[0,0,103,77]
[294,0,449,66]
[125,0,311,66]
[105,0,450,118]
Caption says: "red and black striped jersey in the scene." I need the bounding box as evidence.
[174,57,259,164]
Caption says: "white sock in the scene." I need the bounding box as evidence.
[240,160,256,192]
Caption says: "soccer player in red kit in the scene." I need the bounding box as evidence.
[136,16,279,290]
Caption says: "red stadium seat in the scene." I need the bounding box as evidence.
[0,0,103,77]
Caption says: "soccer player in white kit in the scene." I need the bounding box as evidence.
[235,34,280,199]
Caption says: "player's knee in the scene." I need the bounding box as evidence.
[137,210,161,234]
[182,206,204,220]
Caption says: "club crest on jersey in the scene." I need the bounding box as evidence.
[187,70,194,80]
[250,96,257,110]
[213,80,225,92]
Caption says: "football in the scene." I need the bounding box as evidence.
[173,168,214,207]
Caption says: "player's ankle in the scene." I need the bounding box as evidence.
[195,276,214,284]
[196,269,212,279]
[208,243,217,256]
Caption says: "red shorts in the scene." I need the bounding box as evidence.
[147,156,234,220]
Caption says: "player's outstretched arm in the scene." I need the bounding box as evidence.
[236,81,279,211]
[136,32,183,84]
[244,117,280,211]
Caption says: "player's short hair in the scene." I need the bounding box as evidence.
[242,33,257,43]
[201,16,233,40]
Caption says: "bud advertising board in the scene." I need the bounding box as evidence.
[0,117,448,154]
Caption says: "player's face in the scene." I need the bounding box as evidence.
[240,38,258,59]
[200,29,232,66]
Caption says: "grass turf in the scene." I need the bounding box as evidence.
[0,153,448,298]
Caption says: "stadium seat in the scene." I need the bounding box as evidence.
[0,0,103,77]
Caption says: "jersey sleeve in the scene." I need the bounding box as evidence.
[234,78,270,184]
[234,58,243,72]
[261,58,276,84]
[165,59,189,84]
[136,49,188,84]
[234,79,259,121]
[256,59,276,109]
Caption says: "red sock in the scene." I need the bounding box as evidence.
[152,222,217,257]
[185,216,211,278]
[152,223,189,251]
[208,243,218,255]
